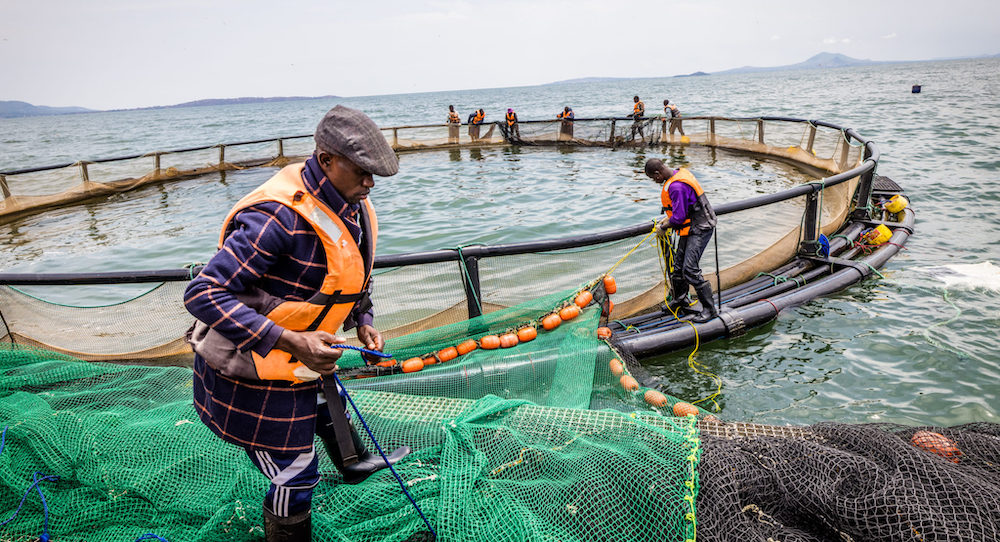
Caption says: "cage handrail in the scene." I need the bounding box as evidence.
[0,156,875,285]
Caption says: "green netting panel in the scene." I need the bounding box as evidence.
[0,345,700,542]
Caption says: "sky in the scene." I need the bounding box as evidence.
[1,0,998,110]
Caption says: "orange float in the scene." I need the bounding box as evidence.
[673,402,699,417]
[609,358,624,376]
[480,335,501,349]
[596,326,612,339]
[437,347,458,362]
[559,305,581,321]
[421,355,438,366]
[401,358,424,373]
[499,333,519,348]
[620,375,639,391]
[456,339,478,355]
[911,430,962,463]
[603,275,617,294]
[376,359,396,368]
[575,290,593,308]
[517,326,537,342]
[644,389,668,407]
[542,313,562,331]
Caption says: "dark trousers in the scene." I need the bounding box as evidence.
[671,228,714,290]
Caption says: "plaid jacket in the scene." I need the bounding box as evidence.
[186,155,372,452]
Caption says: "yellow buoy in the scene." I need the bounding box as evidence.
[679,135,691,144]
[862,224,893,245]
[885,194,909,213]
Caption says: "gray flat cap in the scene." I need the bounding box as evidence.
[315,105,399,177]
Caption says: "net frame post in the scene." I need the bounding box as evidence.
[153,152,162,177]
[78,161,91,184]
[805,123,817,154]
[609,119,616,148]
[0,174,10,199]
[460,255,483,319]
[392,128,399,148]
[277,138,285,159]
[709,118,717,145]
[757,119,765,144]
[850,143,877,220]
[798,188,822,256]
[217,144,226,169]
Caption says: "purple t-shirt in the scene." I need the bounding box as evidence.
[667,174,698,228]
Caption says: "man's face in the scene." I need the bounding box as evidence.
[319,152,374,204]
[647,167,667,183]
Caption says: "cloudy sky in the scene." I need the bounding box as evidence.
[2,0,998,110]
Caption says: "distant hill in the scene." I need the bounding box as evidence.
[713,52,885,75]
[546,76,631,85]
[675,71,710,78]
[0,100,94,119]
[1,95,340,119]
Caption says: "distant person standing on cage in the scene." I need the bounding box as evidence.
[631,95,646,140]
[185,105,411,541]
[505,108,520,140]
[664,99,685,137]
[557,106,575,140]
[468,108,485,141]
[644,158,719,323]
[447,105,461,143]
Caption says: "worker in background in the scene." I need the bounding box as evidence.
[631,95,646,141]
[447,105,461,143]
[644,158,719,323]
[556,106,575,140]
[505,108,520,141]
[664,99,685,137]
[468,108,485,141]
[185,106,410,541]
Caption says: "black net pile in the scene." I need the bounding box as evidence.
[695,421,1000,541]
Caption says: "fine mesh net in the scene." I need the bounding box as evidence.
[0,281,704,542]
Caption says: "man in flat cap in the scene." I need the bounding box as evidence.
[185,105,409,541]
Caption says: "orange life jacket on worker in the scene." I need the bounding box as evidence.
[472,110,485,124]
[448,111,461,123]
[506,111,516,126]
[659,168,717,236]
[666,104,680,117]
[633,100,645,116]
[190,163,377,384]
[557,109,573,119]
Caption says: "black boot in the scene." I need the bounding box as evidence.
[264,508,311,542]
[665,278,698,315]
[692,282,720,323]
[322,422,411,485]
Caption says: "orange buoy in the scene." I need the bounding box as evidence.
[517,326,537,342]
[609,358,624,376]
[575,290,593,308]
[437,346,458,362]
[596,326,612,339]
[620,375,639,391]
[456,339,478,355]
[480,335,501,349]
[376,359,396,368]
[421,355,438,366]
[911,430,962,463]
[499,333,519,348]
[401,358,425,373]
[703,414,722,424]
[559,305,581,321]
[542,313,562,331]
[603,275,617,295]
[673,402,698,417]
[644,389,668,407]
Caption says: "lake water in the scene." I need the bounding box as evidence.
[1,58,998,427]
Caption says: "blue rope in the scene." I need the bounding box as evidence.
[0,426,58,540]
[329,344,393,358]
[331,373,437,539]
[135,535,171,542]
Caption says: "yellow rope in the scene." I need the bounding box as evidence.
[656,232,723,412]
[604,223,658,277]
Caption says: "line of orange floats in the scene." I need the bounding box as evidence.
[608,353,716,419]
[377,275,620,374]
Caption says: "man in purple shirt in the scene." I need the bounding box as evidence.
[645,158,719,323]
[185,106,408,541]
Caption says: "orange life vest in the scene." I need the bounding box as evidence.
[633,101,644,115]
[666,104,679,116]
[216,164,377,383]
[557,110,573,119]
[448,111,460,123]
[659,168,716,236]
[472,110,485,124]
[506,111,516,126]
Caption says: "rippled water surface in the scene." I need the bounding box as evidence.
[2,58,998,426]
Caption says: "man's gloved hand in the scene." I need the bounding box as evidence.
[655,218,672,238]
